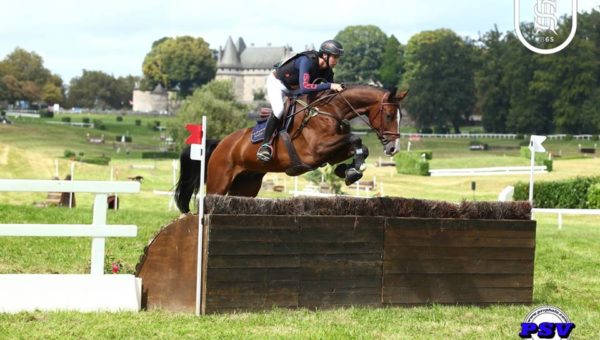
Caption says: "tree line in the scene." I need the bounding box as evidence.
[1,9,598,135]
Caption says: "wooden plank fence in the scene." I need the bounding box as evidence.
[136,214,536,313]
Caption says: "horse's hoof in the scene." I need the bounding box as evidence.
[345,168,363,185]
[359,163,367,172]
[334,164,348,179]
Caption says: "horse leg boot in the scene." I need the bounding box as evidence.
[257,114,281,162]
[343,135,369,185]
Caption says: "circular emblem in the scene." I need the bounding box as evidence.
[521,305,574,339]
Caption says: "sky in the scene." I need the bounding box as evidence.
[1,0,598,83]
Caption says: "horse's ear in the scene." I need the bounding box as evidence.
[395,89,409,102]
[386,86,397,98]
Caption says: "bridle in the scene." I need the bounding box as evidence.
[338,91,401,145]
[288,89,401,145]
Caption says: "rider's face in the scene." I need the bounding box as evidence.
[328,55,340,68]
[319,55,340,69]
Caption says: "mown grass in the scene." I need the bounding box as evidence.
[1,116,600,338]
[0,210,599,338]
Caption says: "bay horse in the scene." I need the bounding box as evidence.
[175,85,407,213]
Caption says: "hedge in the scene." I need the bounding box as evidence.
[588,183,600,209]
[394,151,430,176]
[141,151,179,159]
[514,176,600,208]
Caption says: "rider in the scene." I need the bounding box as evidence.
[256,39,345,162]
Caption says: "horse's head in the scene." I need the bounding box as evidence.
[337,86,408,156]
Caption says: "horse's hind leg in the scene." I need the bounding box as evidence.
[206,167,235,195]
[228,172,266,197]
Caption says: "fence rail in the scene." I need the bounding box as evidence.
[0,179,142,312]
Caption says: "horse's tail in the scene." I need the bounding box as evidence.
[174,139,219,213]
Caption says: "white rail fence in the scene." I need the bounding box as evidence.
[0,179,142,313]
[532,208,600,230]
[430,165,547,177]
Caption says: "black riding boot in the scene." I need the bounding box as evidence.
[257,115,281,162]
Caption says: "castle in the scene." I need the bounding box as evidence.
[215,37,295,103]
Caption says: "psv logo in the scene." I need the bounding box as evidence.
[519,306,575,339]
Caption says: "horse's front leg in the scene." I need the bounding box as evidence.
[332,135,369,185]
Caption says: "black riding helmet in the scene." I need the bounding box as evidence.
[319,40,344,57]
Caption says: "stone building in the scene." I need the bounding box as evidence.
[132,84,175,114]
[216,36,294,103]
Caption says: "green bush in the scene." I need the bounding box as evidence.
[82,117,90,124]
[116,116,123,122]
[141,151,179,159]
[543,159,553,172]
[587,183,600,208]
[394,152,430,176]
[64,149,76,158]
[514,176,600,208]
[39,110,54,118]
[79,156,111,166]
[93,119,106,130]
[61,117,71,123]
[135,119,141,126]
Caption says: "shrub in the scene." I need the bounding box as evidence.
[135,119,141,126]
[39,110,54,118]
[587,183,600,208]
[543,159,553,172]
[116,116,123,122]
[564,134,573,141]
[64,149,76,158]
[93,119,106,130]
[514,176,600,208]
[141,151,178,159]
[395,152,430,176]
[419,127,433,134]
[61,117,71,123]
[82,117,90,124]
[79,156,111,166]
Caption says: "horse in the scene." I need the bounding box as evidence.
[175,85,407,213]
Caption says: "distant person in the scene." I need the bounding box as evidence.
[257,40,345,162]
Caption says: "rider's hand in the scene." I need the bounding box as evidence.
[330,83,344,92]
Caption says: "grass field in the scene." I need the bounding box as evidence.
[1,115,600,338]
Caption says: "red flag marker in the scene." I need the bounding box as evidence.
[185,124,203,144]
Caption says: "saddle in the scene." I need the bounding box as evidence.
[250,100,297,144]
[250,99,315,175]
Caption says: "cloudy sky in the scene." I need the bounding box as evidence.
[1,0,598,82]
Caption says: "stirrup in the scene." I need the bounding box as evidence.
[257,144,273,162]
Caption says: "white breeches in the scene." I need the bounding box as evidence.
[266,73,290,119]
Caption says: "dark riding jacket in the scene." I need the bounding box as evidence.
[275,51,334,95]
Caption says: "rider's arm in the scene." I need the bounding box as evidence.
[297,56,331,94]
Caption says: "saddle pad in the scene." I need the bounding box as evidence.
[251,120,268,144]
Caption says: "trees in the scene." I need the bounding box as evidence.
[334,25,388,83]
[378,35,404,88]
[142,36,216,97]
[475,26,510,133]
[67,70,136,109]
[169,80,248,148]
[402,29,475,133]
[0,47,63,105]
